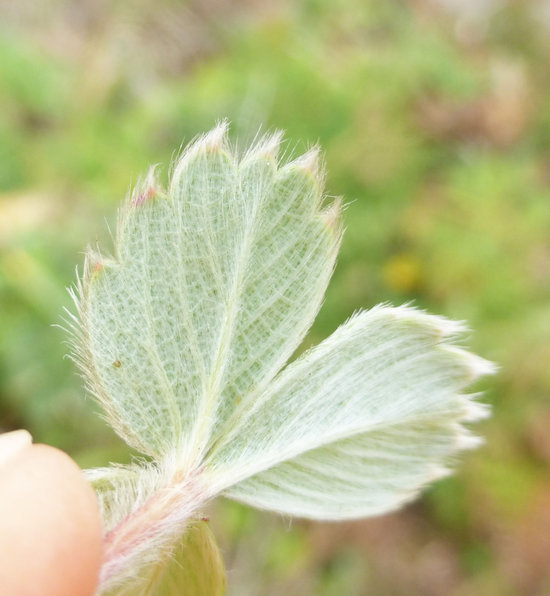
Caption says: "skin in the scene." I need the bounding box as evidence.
[0,431,103,595]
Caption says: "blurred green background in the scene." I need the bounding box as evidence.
[1,0,549,594]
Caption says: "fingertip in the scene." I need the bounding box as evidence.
[0,439,103,596]
[0,429,32,467]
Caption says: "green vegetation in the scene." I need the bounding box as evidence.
[1,1,549,594]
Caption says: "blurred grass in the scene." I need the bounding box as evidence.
[1,0,550,594]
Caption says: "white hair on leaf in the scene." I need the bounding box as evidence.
[65,124,495,593]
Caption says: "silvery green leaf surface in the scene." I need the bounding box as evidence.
[66,124,494,591]
[69,122,340,465]
[206,305,494,519]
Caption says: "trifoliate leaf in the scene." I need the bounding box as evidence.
[65,123,494,592]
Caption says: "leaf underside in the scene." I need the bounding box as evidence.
[208,305,493,518]
[72,123,340,467]
[68,123,494,591]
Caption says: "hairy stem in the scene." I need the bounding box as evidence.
[99,468,209,593]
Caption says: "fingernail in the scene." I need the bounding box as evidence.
[0,430,33,469]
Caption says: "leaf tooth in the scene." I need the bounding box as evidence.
[169,121,231,196]
[439,345,498,382]
[320,197,343,234]
[84,248,118,282]
[293,146,322,180]
[86,249,105,280]
[431,317,469,340]
[460,396,491,422]
[273,146,325,209]
[453,426,484,451]
[321,201,344,264]
[245,130,284,165]
[191,120,229,153]
[204,121,229,151]
[133,166,162,207]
